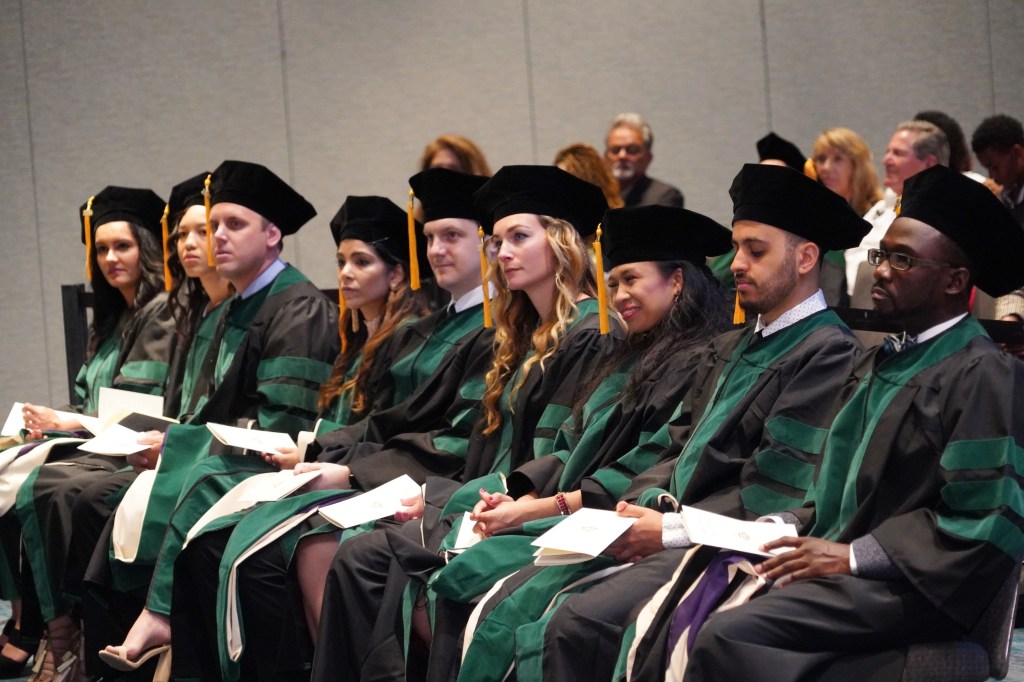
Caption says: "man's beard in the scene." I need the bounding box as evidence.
[611,162,636,182]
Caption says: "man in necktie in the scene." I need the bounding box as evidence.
[686,165,1024,681]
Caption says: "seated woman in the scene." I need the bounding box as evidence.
[99,194,429,675]
[323,205,733,681]
[6,186,175,682]
[810,127,883,300]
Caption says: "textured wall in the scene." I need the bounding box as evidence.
[1,0,1020,408]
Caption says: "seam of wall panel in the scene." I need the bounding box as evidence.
[984,0,996,112]
[759,0,772,130]
[20,0,55,404]
[277,0,301,271]
[522,0,538,163]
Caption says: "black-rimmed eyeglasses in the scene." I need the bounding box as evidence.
[867,248,960,271]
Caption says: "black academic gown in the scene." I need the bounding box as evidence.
[469,310,864,682]
[312,303,623,682]
[169,304,495,681]
[686,316,1024,682]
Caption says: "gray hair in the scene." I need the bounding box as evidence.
[896,120,950,166]
[609,113,654,151]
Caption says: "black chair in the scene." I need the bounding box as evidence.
[900,564,1021,682]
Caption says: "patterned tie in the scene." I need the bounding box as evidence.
[880,331,916,359]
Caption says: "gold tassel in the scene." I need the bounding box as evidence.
[593,224,609,335]
[803,157,817,181]
[733,290,746,325]
[203,174,214,267]
[351,307,360,333]
[83,195,95,280]
[894,195,902,216]
[407,189,421,290]
[161,203,172,291]
[478,226,492,328]
[337,286,347,353]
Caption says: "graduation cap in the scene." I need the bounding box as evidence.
[409,168,493,326]
[409,168,488,224]
[79,186,166,281]
[330,195,421,257]
[168,172,211,218]
[209,160,316,236]
[601,205,733,270]
[473,165,608,237]
[756,132,807,173]
[729,163,870,251]
[899,165,1024,296]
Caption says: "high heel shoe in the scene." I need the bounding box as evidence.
[99,644,171,681]
[0,623,39,678]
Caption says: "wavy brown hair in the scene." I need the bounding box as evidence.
[480,216,598,436]
[812,127,884,215]
[419,134,493,176]
[554,143,624,209]
[317,246,429,415]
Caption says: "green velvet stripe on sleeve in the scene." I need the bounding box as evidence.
[117,359,170,393]
[938,436,1024,559]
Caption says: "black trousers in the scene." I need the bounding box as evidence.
[685,574,964,682]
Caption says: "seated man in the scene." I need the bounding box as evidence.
[605,113,684,208]
[686,165,1024,681]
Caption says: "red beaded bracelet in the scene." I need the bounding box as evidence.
[555,492,570,516]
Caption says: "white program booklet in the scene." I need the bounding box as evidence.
[318,474,421,528]
[448,512,484,555]
[97,387,164,427]
[206,423,296,455]
[79,423,151,456]
[679,505,798,557]
[531,508,637,566]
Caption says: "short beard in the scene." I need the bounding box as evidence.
[611,163,635,182]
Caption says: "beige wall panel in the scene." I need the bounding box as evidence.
[989,0,1024,117]
[526,0,768,226]
[764,0,994,181]
[21,0,291,404]
[0,3,52,407]
[281,0,533,288]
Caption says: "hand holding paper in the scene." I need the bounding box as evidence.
[317,475,421,528]
[679,506,798,557]
[206,423,296,456]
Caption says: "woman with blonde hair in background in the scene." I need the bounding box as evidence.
[811,127,883,305]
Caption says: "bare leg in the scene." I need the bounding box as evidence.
[294,534,338,646]
[102,609,170,661]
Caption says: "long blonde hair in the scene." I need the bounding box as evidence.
[481,216,598,435]
[812,127,884,215]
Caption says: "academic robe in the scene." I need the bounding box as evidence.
[685,316,1024,681]
[458,309,863,682]
[70,267,336,677]
[14,292,175,624]
[169,303,495,681]
[309,300,623,682]
[417,344,709,681]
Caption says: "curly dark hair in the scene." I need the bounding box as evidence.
[971,114,1024,155]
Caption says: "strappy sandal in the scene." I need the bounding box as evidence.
[28,619,80,682]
